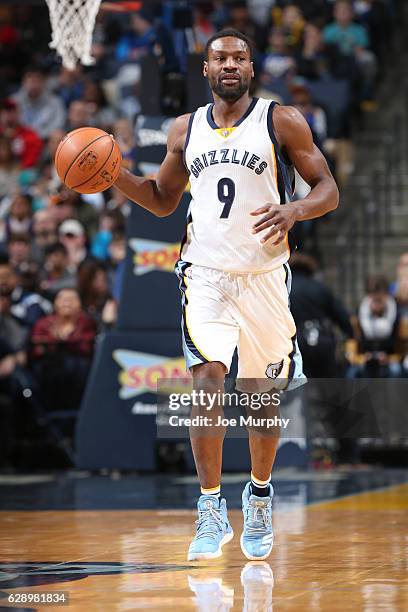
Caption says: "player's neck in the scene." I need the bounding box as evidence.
[212,94,253,128]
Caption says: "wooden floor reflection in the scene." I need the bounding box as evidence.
[1,483,407,611]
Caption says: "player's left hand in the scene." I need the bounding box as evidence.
[250,203,298,245]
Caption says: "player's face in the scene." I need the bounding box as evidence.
[204,37,254,103]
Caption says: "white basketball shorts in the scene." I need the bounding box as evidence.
[176,260,304,383]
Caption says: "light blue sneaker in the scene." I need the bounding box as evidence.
[188,495,234,561]
[240,482,274,560]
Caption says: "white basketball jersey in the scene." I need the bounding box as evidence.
[181,97,295,273]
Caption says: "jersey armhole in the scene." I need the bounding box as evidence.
[183,112,195,171]
[267,101,298,254]
[267,102,292,167]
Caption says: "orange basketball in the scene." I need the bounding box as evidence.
[55,127,122,194]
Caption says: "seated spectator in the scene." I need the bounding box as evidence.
[324,1,369,55]
[82,80,117,132]
[31,288,96,359]
[0,98,43,169]
[0,136,20,201]
[192,1,216,52]
[39,242,76,300]
[395,275,408,360]
[4,193,33,241]
[227,1,267,46]
[49,189,76,227]
[115,64,142,122]
[396,278,408,316]
[391,254,408,367]
[53,66,84,109]
[0,254,51,328]
[247,0,275,27]
[31,209,58,262]
[295,22,328,80]
[65,100,92,133]
[8,233,32,270]
[108,231,126,267]
[88,6,125,80]
[90,221,111,261]
[38,128,65,182]
[391,251,408,302]
[15,261,41,296]
[58,219,88,271]
[347,276,401,377]
[29,287,97,411]
[289,77,335,248]
[260,28,297,89]
[113,118,137,171]
[105,185,132,217]
[77,259,117,330]
[0,292,28,354]
[13,65,66,139]
[91,208,125,261]
[115,8,178,73]
[54,186,99,239]
[225,1,266,69]
[280,3,305,52]
[323,0,377,103]
[31,145,61,211]
[288,0,331,24]
[289,78,328,149]
[296,19,358,85]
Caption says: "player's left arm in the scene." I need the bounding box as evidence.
[251,105,339,245]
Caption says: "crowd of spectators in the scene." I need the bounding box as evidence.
[290,250,408,384]
[344,259,408,379]
[0,0,400,467]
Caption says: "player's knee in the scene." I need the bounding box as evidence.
[192,361,226,382]
[192,362,226,399]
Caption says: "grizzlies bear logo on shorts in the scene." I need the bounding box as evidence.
[265,360,284,379]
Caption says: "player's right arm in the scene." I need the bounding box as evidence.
[114,114,190,217]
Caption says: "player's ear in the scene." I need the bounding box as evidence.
[251,62,254,78]
[203,61,208,77]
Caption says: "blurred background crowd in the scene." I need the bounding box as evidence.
[0,0,407,470]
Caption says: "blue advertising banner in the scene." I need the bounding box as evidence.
[117,195,190,331]
[76,331,187,470]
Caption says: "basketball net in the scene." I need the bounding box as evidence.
[45,0,102,70]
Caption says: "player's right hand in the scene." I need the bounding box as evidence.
[250,203,299,245]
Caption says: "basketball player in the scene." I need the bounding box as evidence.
[115,29,339,561]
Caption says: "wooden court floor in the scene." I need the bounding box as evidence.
[1,483,407,611]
